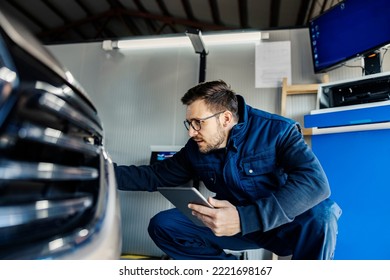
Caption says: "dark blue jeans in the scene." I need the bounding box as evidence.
[148,198,341,260]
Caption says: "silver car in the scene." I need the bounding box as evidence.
[0,8,121,259]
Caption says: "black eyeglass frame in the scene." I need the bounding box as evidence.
[183,111,225,131]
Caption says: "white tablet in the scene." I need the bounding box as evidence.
[157,187,213,227]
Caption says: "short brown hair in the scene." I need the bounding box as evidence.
[181,80,238,120]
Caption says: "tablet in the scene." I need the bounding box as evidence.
[157,187,213,226]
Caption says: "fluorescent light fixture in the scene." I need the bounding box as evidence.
[204,31,262,45]
[102,31,261,51]
[118,36,190,49]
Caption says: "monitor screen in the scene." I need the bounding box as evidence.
[309,0,390,73]
[149,146,182,165]
[150,151,177,165]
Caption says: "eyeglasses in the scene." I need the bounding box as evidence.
[183,111,225,131]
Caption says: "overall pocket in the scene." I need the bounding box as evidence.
[240,149,281,198]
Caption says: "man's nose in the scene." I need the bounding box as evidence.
[188,126,198,137]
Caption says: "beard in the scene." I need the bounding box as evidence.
[197,124,227,154]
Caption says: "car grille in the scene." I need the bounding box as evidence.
[0,29,107,259]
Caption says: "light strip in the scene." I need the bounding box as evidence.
[204,31,262,45]
[102,31,262,51]
[117,36,190,49]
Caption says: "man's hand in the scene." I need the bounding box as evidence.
[188,197,241,236]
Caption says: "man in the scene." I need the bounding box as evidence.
[114,80,342,260]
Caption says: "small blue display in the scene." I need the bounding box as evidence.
[150,151,177,164]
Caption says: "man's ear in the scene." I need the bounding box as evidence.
[222,111,233,127]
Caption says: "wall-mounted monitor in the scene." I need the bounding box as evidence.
[309,0,390,75]
[149,145,194,188]
[149,145,182,165]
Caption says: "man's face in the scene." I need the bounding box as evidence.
[185,99,228,153]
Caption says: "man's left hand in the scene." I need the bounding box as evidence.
[189,197,241,236]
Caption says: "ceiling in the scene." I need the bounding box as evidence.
[1,0,341,45]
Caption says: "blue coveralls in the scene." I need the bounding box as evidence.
[115,95,342,259]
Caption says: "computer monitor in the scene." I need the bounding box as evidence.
[149,145,196,188]
[309,0,390,75]
[149,146,182,165]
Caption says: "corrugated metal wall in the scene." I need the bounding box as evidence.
[47,27,390,258]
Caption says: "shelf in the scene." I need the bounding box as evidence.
[281,75,329,136]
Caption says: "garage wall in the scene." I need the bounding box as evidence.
[47,27,388,258]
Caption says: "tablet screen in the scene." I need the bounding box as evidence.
[158,187,213,226]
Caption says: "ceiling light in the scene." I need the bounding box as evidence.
[102,31,262,51]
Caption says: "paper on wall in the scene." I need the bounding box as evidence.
[255,41,291,88]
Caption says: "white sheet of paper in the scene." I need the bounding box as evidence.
[255,41,292,88]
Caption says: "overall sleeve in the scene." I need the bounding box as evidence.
[114,148,194,192]
[237,124,330,234]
